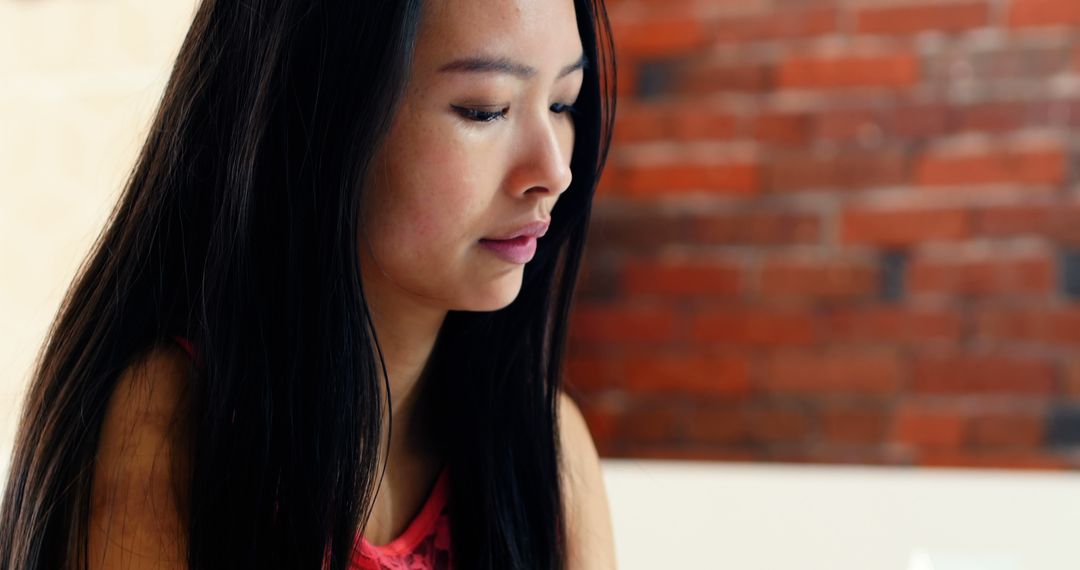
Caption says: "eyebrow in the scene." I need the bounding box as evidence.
[437,53,589,80]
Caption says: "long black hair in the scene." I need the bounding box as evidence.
[0,0,615,568]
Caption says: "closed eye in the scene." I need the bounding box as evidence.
[451,103,579,124]
[452,105,508,123]
[552,103,579,117]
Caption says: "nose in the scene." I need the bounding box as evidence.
[509,108,574,198]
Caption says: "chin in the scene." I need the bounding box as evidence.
[458,275,524,312]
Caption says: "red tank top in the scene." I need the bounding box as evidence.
[168,335,454,569]
[351,468,453,570]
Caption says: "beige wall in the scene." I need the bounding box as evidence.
[0,0,196,461]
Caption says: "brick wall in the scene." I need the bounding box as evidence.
[567,0,1080,470]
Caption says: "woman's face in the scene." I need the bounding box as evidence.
[358,0,584,313]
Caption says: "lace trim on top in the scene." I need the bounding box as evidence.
[351,467,453,569]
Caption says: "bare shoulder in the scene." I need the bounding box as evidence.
[88,342,194,569]
[558,391,617,570]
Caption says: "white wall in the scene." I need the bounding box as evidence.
[0,0,197,461]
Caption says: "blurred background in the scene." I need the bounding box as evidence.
[570,0,1080,471]
[4,0,1080,568]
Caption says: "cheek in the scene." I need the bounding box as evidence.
[377,137,483,253]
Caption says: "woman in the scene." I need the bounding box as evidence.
[0,0,617,568]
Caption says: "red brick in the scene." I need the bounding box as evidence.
[615,405,685,443]
[821,307,964,345]
[596,165,622,196]
[615,58,636,96]
[1028,99,1080,128]
[712,8,838,43]
[614,104,738,143]
[954,102,1029,133]
[778,53,919,90]
[893,104,951,138]
[753,112,813,145]
[613,16,710,58]
[908,253,1056,297]
[588,212,692,252]
[976,306,1080,346]
[816,105,950,141]
[692,309,816,347]
[743,406,813,444]
[683,404,813,445]
[766,150,908,192]
[623,353,751,397]
[1008,0,1080,27]
[564,355,621,393]
[759,257,879,301]
[621,161,760,197]
[622,257,743,298]
[677,63,773,94]
[762,350,903,395]
[841,207,970,246]
[694,211,822,245]
[915,147,1068,187]
[820,406,889,444]
[570,304,678,344]
[612,106,668,144]
[972,201,1080,244]
[856,2,989,35]
[919,451,1069,470]
[575,400,620,443]
[575,257,618,300]
[974,203,1054,236]
[683,405,748,443]
[892,405,967,448]
[968,412,1045,447]
[1063,357,1080,397]
[911,353,1057,395]
[1048,203,1080,244]
[669,111,741,141]
[816,109,884,141]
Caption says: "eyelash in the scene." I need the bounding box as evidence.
[452,103,579,124]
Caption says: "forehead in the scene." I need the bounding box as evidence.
[416,0,582,77]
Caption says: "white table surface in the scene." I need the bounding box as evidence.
[602,459,1080,570]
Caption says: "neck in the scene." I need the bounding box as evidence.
[361,267,448,470]
[369,300,444,419]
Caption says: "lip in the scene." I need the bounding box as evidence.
[478,219,550,264]
[479,235,537,264]
[482,220,550,241]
